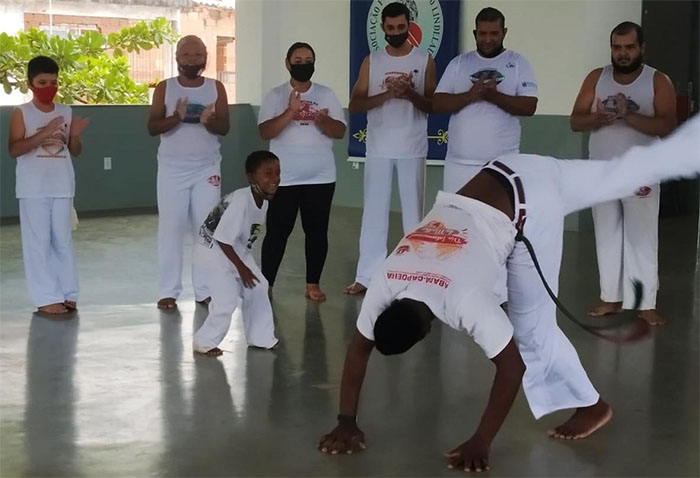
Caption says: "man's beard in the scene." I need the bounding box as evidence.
[477,41,505,58]
[612,53,643,74]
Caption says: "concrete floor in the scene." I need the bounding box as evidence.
[1,207,698,477]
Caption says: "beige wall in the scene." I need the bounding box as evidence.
[236,0,642,114]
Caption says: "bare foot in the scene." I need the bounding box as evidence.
[63,300,77,311]
[195,297,211,306]
[639,309,667,326]
[195,347,223,357]
[344,282,367,295]
[306,284,327,302]
[589,301,623,317]
[548,399,612,440]
[157,297,177,310]
[38,303,69,314]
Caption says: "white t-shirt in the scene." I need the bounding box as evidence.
[15,102,75,199]
[157,77,222,168]
[436,50,538,164]
[195,187,267,272]
[258,82,346,186]
[356,191,516,358]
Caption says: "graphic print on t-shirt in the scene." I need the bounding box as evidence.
[294,99,320,125]
[470,69,504,85]
[183,103,206,124]
[385,270,452,289]
[395,220,469,260]
[36,121,68,158]
[381,71,418,92]
[247,224,261,249]
[198,194,234,247]
[600,95,640,115]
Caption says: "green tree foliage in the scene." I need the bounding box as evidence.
[0,17,176,104]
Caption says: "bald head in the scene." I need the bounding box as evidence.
[176,35,206,53]
[176,35,207,79]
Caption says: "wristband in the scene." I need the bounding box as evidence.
[337,414,356,424]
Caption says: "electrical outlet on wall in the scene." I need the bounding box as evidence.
[104,157,112,170]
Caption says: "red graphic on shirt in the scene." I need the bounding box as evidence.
[386,270,451,289]
[395,221,469,260]
[207,175,221,187]
[36,121,68,157]
[635,186,652,197]
[294,100,319,122]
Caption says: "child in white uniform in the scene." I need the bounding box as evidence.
[8,56,89,315]
[192,151,281,356]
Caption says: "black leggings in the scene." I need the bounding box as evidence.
[261,182,335,286]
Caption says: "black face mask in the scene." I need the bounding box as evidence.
[611,53,643,74]
[385,31,409,49]
[290,63,315,82]
[178,63,205,79]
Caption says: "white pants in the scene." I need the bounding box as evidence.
[442,160,483,194]
[19,198,79,308]
[498,117,699,418]
[355,156,425,286]
[192,260,278,352]
[157,162,221,301]
[443,159,508,302]
[592,185,660,310]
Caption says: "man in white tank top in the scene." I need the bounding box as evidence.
[571,22,676,326]
[345,2,436,295]
[148,35,230,311]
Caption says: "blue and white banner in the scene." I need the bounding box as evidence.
[349,0,461,160]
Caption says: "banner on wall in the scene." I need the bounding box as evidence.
[348,0,461,160]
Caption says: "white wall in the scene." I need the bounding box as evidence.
[236,0,641,114]
[461,1,642,114]
[236,0,350,106]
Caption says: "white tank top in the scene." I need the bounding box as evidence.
[157,77,221,167]
[15,101,74,199]
[589,64,657,160]
[366,47,429,159]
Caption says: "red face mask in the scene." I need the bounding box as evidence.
[30,85,58,104]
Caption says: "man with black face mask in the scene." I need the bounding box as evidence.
[432,7,537,306]
[571,22,676,326]
[148,35,230,311]
[345,2,436,296]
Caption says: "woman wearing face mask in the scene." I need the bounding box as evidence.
[148,35,230,311]
[258,42,347,302]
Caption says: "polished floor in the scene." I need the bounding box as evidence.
[0,207,698,477]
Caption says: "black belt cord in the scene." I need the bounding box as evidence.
[515,229,643,333]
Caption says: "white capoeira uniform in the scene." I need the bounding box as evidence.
[15,101,79,308]
[436,49,538,193]
[192,187,278,352]
[354,47,430,287]
[157,77,222,302]
[589,64,660,310]
[357,117,699,418]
